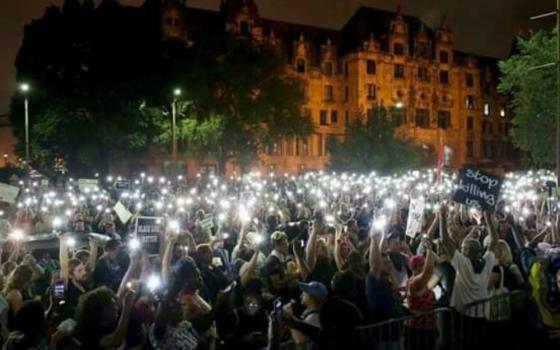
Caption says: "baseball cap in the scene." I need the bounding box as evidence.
[271,231,288,241]
[299,281,328,302]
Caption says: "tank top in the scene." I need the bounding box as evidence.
[408,288,436,330]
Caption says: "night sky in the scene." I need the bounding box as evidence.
[0,0,553,115]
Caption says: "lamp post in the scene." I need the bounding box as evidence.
[172,88,181,174]
[19,83,30,165]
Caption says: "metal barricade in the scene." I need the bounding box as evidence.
[356,308,455,350]
[456,290,528,350]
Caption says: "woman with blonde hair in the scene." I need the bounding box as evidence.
[3,264,33,330]
[489,239,524,291]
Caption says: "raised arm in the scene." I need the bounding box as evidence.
[117,253,141,302]
[59,236,69,282]
[409,249,435,295]
[440,208,455,259]
[292,243,311,280]
[162,234,178,287]
[88,237,98,272]
[305,220,318,270]
[484,211,499,254]
[99,290,135,349]
[369,236,383,279]
[240,244,261,287]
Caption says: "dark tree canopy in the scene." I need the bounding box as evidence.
[499,30,557,167]
[326,107,432,174]
[10,0,312,175]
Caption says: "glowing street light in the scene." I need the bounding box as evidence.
[19,83,31,163]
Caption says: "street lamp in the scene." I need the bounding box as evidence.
[19,83,30,165]
[172,88,181,174]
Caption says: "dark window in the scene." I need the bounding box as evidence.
[367,84,376,100]
[302,138,309,156]
[317,134,323,156]
[466,73,474,87]
[440,50,449,63]
[418,67,429,82]
[438,110,451,129]
[296,59,306,73]
[344,86,349,102]
[286,138,294,156]
[325,85,333,101]
[367,60,376,74]
[465,95,475,110]
[394,43,405,55]
[467,116,474,130]
[394,107,406,126]
[467,141,474,157]
[331,110,338,124]
[324,62,333,77]
[439,70,449,84]
[320,110,328,125]
[240,21,249,36]
[394,64,405,78]
[345,110,349,127]
[415,109,430,128]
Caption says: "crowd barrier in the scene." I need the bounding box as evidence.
[265,290,533,350]
[352,290,527,350]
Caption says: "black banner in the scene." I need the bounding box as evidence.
[453,167,502,212]
[135,216,163,255]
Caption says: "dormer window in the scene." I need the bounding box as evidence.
[324,61,333,77]
[296,59,306,73]
[440,50,449,63]
[394,43,405,56]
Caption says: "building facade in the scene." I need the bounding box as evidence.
[154,0,515,176]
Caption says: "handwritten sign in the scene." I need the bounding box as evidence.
[0,183,19,204]
[114,180,130,191]
[406,196,425,237]
[134,216,163,255]
[114,201,132,224]
[453,167,502,213]
[200,213,214,232]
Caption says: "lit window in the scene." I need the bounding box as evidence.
[484,103,490,116]
[500,108,506,117]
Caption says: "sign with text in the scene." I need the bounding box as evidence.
[134,216,163,255]
[77,178,98,192]
[453,167,502,212]
[114,180,130,191]
[406,196,425,237]
[200,213,214,232]
[114,201,132,224]
[0,183,19,204]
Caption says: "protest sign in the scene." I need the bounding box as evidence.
[78,178,98,192]
[200,213,214,232]
[134,216,163,255]
[405,196,425,237]
[453,167,502,212]
[0,183,19,204]
[114,180,130,191]
[114,201,132,224]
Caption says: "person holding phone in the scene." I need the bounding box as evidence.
[59,235,90,317]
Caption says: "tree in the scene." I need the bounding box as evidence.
[326,107,431,174]
[156,39,313,174]
[499,30,557,166]
[10,0,312,175]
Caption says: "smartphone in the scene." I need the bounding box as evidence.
[54,279,65,299]
[274,298,283,321]
[300,239,305,248]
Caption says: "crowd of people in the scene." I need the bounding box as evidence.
[0,169,558,349]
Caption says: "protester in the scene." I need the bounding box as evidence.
[0,168,558,350]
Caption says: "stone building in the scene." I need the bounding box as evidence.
[154,0,515,176]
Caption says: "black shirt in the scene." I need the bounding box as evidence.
[93,257,120,290]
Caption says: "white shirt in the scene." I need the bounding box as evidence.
[450,250,496,317]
